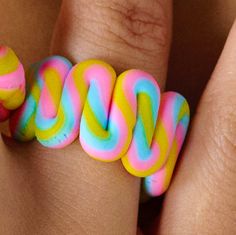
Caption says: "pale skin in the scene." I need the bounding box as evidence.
[0,0,236,234]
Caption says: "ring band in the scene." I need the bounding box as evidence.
[0,46,190,196]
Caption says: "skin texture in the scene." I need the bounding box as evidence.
[0,0,236,234]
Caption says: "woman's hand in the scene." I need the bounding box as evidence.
[0,0,236,234]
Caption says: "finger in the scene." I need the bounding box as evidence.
[49,0,172,234]
[51,0,172,89]
[157,20,236,234]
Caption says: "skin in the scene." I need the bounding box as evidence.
[0,0,236,234]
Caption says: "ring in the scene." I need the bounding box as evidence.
[0,46,190,196]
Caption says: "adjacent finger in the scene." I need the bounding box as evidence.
[157,20,236,234]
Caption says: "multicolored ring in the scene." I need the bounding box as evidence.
[0,46,190,196]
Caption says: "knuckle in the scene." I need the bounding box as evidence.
[104,0,170,53]
[63,0,171,75]
[80,0,170,57]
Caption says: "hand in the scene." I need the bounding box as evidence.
[0,0,236,234]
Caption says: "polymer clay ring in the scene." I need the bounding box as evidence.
[0,47,190,196]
